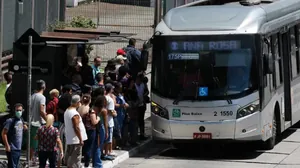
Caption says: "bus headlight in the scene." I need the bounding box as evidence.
[237,101,259,119]
[151,101,169,119]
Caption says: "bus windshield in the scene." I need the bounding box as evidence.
[151,35,259,100]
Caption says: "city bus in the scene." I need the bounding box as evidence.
[150,0,300,149]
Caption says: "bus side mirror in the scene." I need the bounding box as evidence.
[263,53,273,74]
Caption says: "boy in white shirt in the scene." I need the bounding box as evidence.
[104,83,117,159]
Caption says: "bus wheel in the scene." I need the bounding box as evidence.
[262,114,277,150]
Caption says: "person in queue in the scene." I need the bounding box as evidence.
[36,114,63,168]
[64,95,87,167]
[30,80,47,165]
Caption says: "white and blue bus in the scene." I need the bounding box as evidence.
[150,0,300,149]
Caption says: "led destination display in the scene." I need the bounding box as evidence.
[169,40,241,52]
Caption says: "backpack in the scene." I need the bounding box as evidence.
[0,118,23,145]
[124,47,141,75]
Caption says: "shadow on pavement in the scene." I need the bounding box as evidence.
[131,122,299,161]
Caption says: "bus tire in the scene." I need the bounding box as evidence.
[262,113,277,150]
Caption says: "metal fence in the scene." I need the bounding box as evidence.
[0,0,65,75]
[65,0,155,61]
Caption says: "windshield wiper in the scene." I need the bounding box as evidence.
[212,76,232,104]
[210,62,232,105]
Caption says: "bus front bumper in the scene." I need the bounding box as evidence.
[151,112,261,142]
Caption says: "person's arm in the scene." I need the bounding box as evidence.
[2,120,11,152]
[101,109,108,138]
[72,115,83,145]
[90,112,99,125]
[56,129,64,157]
[40,96,47,121]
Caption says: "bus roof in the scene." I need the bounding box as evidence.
[158,0,300,35]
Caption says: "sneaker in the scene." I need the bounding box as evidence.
[103,155,114,161]
[109,152,118,156]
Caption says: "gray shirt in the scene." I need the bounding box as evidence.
[31,93,46,125]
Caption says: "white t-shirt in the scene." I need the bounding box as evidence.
[64,108,87,145]
[105,95,115,127]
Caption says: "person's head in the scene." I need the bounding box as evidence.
[36,80,46,92]
[116,55,126,65]
[114,82,122,94]
[92,87,105,98]
[45,114,54,128]
[72,74,82,85]
[14,103,23,119]
[71,94,81,108]
[118,66,129,78]
[94,56,102,67]
[82,84,92,94]
[49,89,59,99]
[62,85,72,94]
[116,49,126,56]
[106,59,116,71]
[82,94,91,105]
[82,55,89,66]
[95,73,104,83]
[94,95,107,111]
[129,38,136,47]
[105,83,114,94]
[4,72,12,84]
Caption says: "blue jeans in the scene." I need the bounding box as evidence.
[92,124,105,168]
[6,150,21,168]
[83,129,96,167]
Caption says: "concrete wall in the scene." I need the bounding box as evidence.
[1,0,65,54]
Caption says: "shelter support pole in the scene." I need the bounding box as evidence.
[154,0,162,32]
[0,0,4,80]
[27,35,33,165]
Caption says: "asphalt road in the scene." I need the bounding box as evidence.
[115,124,300,168]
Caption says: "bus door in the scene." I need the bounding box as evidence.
[281,31,292,124]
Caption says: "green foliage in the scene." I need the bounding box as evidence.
[0,82,7,112]
[70,16,97,29]
[47,20,69,32]
[47,16,97,55]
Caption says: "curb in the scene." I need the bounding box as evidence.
[103,138,152,168]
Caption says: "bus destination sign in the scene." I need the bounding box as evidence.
[169,40,241,52]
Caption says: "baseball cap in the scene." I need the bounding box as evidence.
[116,55,127,61]
[117,49,126,56]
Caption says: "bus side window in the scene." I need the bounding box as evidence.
[290,26,298,79]
[271,34,280,88]
[263,37,271,88]
[296,24,300,75]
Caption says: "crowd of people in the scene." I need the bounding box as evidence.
[1,38,150,168]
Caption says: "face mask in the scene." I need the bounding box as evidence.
[15,110,22,118]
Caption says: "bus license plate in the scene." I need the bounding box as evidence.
[193,133,212,139]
